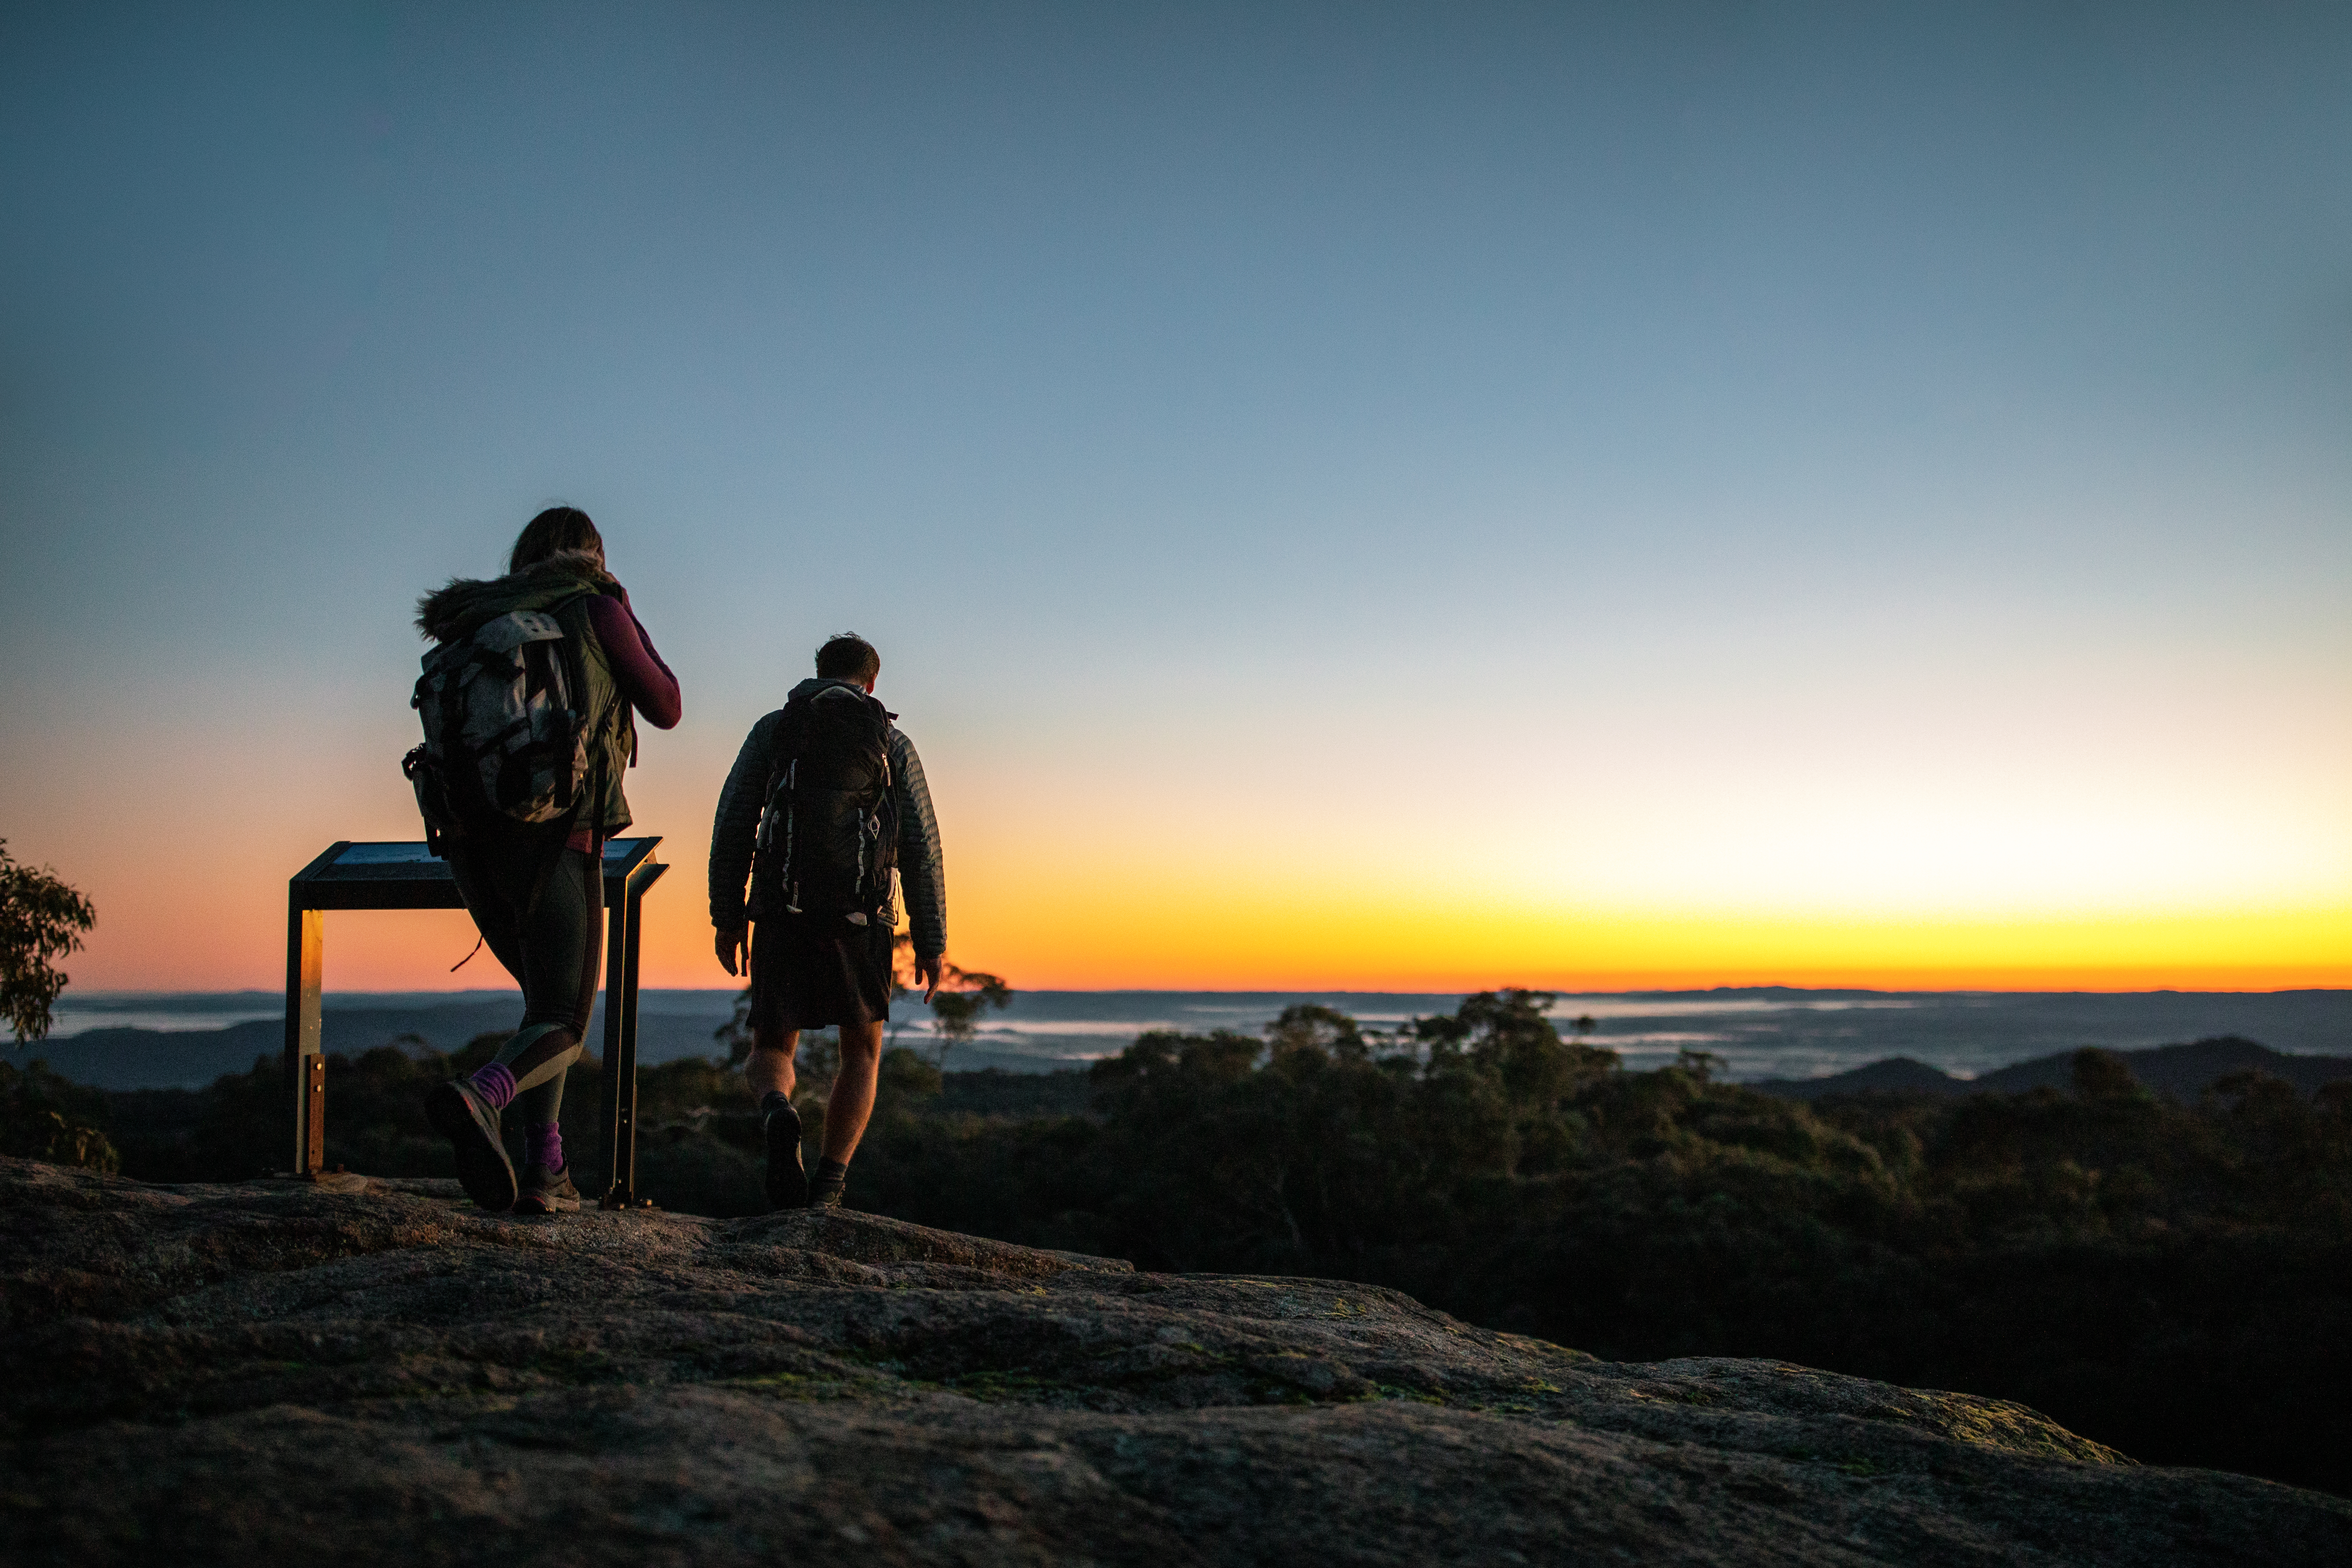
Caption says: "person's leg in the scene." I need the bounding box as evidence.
[747,1024,798,1100]
[494,844,603,1098]
[751,1022,808,1210]
[808,1018,884,1205]
[510,1068,567,1179]
[807,918,896,1206]
[428,836,538,1210]
[436,839,601,1212]
[823,1019,884,1162]
[744,919,814,1211]
[501,846,600,1214]
[442,839,530,985]
[513,1066,565,1124]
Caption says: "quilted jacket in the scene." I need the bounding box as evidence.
[707,678,945,960]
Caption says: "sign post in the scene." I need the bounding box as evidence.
[284,837,667,1207]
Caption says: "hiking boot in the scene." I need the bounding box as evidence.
[763,1097,808,1211]
[425,1078,517,1213]
[512,1163,581,1215]
[808,1156,849,1210]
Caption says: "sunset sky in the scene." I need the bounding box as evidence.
[3,3,2347,995]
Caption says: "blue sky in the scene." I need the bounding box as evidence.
[3,2,2347,988]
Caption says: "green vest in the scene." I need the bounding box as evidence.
[442,569,635,833]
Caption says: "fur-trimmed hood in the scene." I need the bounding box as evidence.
[415,551,621,643]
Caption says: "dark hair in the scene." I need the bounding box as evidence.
[815,633,880,684]
[510,507,603,574]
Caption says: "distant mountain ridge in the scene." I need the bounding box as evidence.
[1753,1035,2352,1100]
[22,1004,717,1090]
[25,988,2352,1091]
[24,997,1040,1089]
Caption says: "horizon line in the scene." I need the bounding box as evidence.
[61,981,2352,1001]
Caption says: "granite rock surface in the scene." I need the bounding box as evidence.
[2,1155,2345,1565]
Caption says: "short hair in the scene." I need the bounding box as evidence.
[815,633,881,683]
[510,506,603,573]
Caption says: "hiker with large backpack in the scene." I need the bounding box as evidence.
[407,507,681,1214]
[707,633,945,1210]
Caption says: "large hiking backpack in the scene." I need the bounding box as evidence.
[403,603,600,843]
[755,683,898,921]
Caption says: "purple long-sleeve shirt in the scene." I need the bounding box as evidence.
[586,594,682,730]
[569,594,680,850]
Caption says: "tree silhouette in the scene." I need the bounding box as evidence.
[1,840,96,1046]
[927,964,1012,1070]
[1265,1003,1369,1060]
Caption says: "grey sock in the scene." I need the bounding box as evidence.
[811,1157,848,1200]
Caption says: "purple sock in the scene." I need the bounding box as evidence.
[524,1121,563,1171]
[469,1062,517,1111]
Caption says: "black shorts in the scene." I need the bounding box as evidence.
[749,912,895,1034]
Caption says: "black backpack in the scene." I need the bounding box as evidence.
[755,683,897,921]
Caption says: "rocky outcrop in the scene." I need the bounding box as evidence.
[2,1156,2344,1565]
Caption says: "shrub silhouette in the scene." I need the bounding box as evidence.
[0,1059,117,1172]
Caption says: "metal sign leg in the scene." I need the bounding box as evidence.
[618,882,645,1195]
[597,882,644,1209]
[284,902,324,1176]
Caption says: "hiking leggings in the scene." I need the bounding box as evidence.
[444,833,603,1127]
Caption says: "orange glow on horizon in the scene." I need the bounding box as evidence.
[32,747,2350,998]
[58,858,2351,997]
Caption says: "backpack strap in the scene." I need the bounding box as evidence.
[520,593,620,915]
[550,592,600,813]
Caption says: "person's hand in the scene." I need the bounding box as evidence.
[715,924,747,976]
[917,954,943,1003]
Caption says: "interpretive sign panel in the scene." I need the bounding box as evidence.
[285,837,667,1207]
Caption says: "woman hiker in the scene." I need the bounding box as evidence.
[416,507,682,1214]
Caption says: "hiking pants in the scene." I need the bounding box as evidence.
[444,832,603,1128]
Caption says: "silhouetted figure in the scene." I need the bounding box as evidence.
[708,633,945,1210]
[408,508,681,1213]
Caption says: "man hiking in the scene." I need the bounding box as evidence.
[708,633,944,1210]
